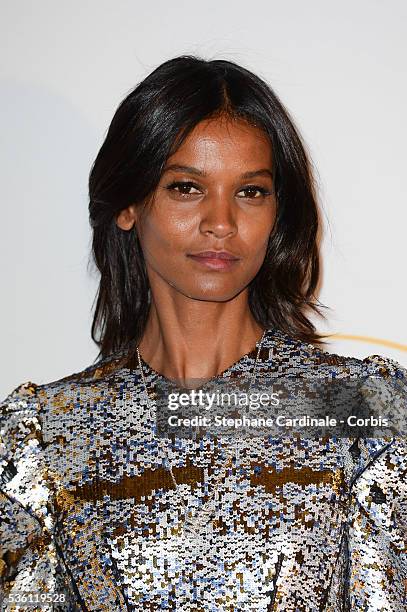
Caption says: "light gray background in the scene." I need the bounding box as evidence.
[1,0,406,398]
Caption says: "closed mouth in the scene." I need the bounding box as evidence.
[187,251,240,260]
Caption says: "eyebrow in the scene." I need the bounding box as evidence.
[162,164,273,179]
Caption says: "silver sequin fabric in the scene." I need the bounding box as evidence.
[1,328,406,611]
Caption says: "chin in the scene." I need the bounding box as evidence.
[182,282,248,302]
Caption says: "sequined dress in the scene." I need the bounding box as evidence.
[1,328,406,611]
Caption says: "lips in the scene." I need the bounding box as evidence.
[186,250,240,271]
[187,251,239,260]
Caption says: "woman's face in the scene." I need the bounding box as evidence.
[117,115,277,302]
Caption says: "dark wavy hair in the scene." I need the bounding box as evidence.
[88,54,329,360]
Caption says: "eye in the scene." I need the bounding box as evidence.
[237,185,273,199]
[165,181,201,197]
[164,181,273,201]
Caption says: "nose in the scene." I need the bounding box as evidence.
[199,192,238,239]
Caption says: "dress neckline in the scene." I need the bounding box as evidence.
[137,327,276,384]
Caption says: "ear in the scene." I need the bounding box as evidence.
[115,204,138,230]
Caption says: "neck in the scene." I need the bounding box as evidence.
[137,289,265,381]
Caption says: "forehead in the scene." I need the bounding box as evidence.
[169,116,273,169]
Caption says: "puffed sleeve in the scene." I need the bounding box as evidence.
[0,381,59,610]
[346,355,407,610]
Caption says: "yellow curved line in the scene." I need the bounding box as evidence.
[325,333,407,352]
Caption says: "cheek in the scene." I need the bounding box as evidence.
[240,212,274,254]
[138,210,196,260]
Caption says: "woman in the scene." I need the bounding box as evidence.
[1,55,406,611]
